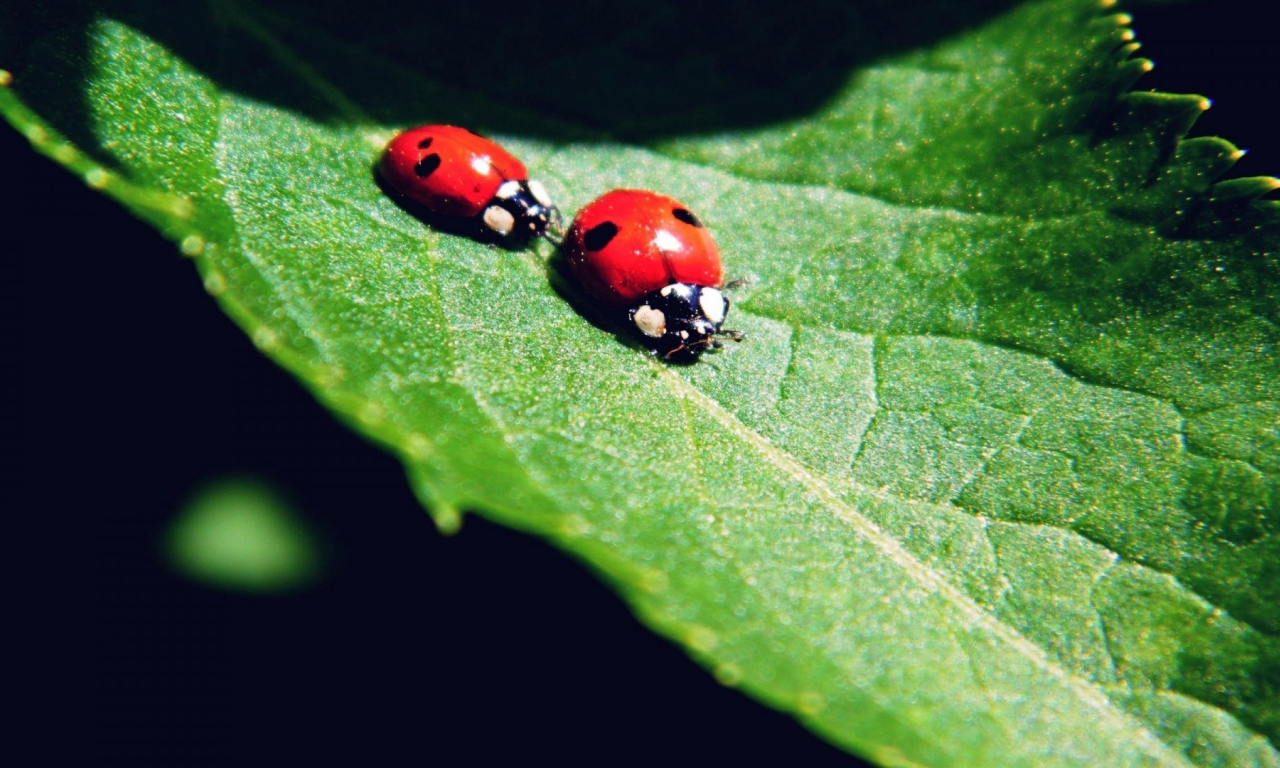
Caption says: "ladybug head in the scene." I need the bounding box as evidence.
[628,283,740,360]
[482,179,558,243]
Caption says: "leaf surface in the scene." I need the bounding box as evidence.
[3,0,1278,763]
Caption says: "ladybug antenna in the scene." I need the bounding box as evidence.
[662,328,744,360]
[542,205,566,247]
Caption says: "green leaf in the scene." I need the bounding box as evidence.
[3,0,1278,764]
[162,476,325,594]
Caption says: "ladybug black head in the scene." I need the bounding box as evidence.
[481,179,558,244]
[627,283,740,361]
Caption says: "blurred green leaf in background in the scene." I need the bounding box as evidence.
[162,476,324,594]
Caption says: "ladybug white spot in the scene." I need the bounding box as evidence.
[483,205,516,235]
[660,283,693,299]
[495,180,521,199]
[699,288,726,324]
[652,229,683,253]
[528,180,552,207]
[471,156,492,175]
[633,305,667,338]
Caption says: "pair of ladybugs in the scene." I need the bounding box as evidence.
[380,125,740,360]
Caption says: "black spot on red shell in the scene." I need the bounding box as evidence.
[417,137,434,150]
[584,221,619,251]
[672,208,703,228]
[414,153,442,178]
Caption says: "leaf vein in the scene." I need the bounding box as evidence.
[656,363,1191,766]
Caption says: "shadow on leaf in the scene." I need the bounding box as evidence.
[8,0,1025,147]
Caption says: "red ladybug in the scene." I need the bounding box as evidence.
[563,189,740,359]
[379,125,556,242]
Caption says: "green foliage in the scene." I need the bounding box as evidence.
[162,476,324,594]
[3,0,1277,763]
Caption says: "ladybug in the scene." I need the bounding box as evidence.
[563,189,740,360]
[379,125,556,242]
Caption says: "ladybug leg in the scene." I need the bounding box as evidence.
[724,277,752,290]
[663,341,690,360]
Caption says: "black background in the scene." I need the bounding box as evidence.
[7,1,1278,764]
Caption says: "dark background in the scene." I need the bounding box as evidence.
[8,1,1278,764]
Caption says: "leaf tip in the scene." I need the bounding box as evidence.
[558,514,592,539]
[637,567,669,594]
[23,122,47,145]
[430,503,463,536]
[202,270,228,296]
[251,325,281,352]
[409,477,463,535]
[52,142,77,164]
[404,432,433,461]
[180,234,206,257]
[1211,175,1280,202]
[686,625,719,652]
[83,166,109,190]
[796,690,827,715]
[713,663,743,687]
[310,366,343,390]
[870,745,928,768]
[356,400,385,426]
